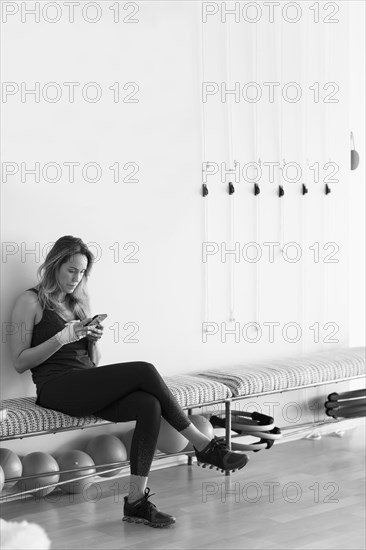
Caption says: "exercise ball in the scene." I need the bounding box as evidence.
[19,452,60,498]
[157,418,188,454]
[183,415,214,452]
[0,466,5,492]
[85,435,127,478]
[57,450,96,494]
[0,448,22,488]
[120,428,135,461]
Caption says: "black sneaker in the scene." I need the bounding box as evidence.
[194,437,249,473]
[122,488,176,528]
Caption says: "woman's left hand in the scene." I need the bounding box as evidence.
[86,323,104,343]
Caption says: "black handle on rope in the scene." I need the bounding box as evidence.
[228,182,235,195]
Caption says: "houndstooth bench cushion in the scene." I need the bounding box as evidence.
[0,375,231,439]
[195,347,366,397]
[0,397,109,439]
[164,374,231,408]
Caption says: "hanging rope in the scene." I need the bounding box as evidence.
[253,21,261,331]
[321,22,332,351]
[199,7,209,333]
[278,15,286,252]
[299,12,309,356]
[224,13,236,323]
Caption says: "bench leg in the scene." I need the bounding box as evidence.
[225,398,231,477]
[187,408,193,465]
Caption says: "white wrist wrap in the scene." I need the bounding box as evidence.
[55,322,80,346]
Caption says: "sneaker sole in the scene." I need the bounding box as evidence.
[196,455,249,473]
[122,516,176,528]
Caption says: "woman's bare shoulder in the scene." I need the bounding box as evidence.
[12,289,40,313]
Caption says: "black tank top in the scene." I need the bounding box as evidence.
[28,288,94,397]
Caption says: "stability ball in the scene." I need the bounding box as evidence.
[19,452,60,498]
[157,418,188,454]
[85,435,127,478]
[183,415,214,452]
[57,450,96,494]
[0,448,22,488]
[0,466,4,493]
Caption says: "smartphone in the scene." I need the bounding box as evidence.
[84,314,107,327]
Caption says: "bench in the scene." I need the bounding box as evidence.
[0,375,231,441]
[1,346,365,497]
[194,346,366,399]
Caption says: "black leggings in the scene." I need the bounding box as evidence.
[37,362,191,476]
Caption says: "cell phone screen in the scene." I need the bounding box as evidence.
[85,314,107,326]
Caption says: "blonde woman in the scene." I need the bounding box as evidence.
[10,235,248,528]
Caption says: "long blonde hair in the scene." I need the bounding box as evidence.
[35,236,95,320]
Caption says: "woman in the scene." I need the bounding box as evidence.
[10,235,248,528]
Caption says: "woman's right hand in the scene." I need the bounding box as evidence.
[55,321,89,346]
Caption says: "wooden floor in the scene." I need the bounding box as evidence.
[1,425,365,550]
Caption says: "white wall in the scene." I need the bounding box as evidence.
[1,1,362,402]
[348,0,366,347]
